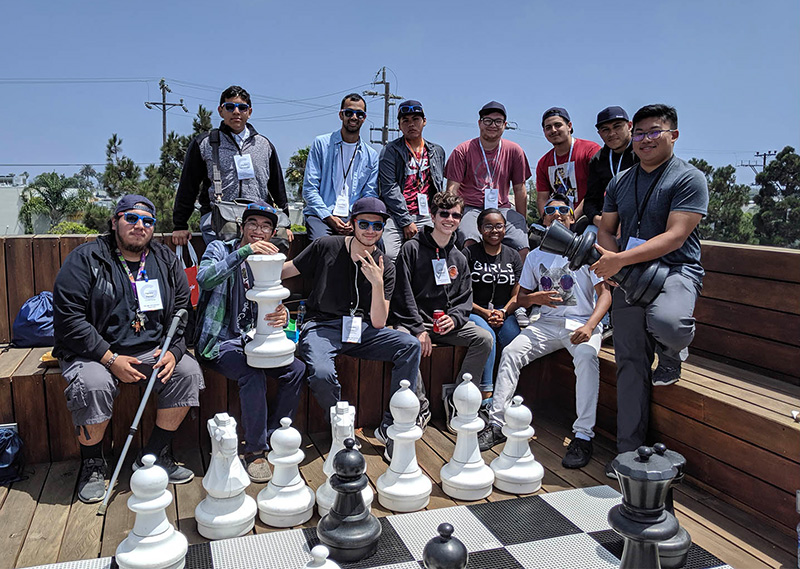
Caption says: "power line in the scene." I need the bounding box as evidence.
[144,78,188,147]
[363,67,402,146]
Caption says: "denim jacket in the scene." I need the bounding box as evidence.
[302,130,379,219]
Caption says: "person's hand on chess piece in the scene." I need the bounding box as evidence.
[248,239,280,256]
[263,304,288,329]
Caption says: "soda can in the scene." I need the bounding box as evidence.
[433,310,445,334]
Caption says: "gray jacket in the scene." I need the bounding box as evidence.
[378,136,445,228]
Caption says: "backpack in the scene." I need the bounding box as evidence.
[12,291,54,348]
[0,428,26,486]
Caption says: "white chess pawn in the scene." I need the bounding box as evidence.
[116,455,188,569]
[317,402,373,517]
[377,379,432,511]
[490,396,544,494]
[244,253,296,368]
[440,374,495,500]
[195,413,257,539]
[305,545,341,568]
[257,417,315,527]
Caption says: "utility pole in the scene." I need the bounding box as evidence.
[144,78,189,148]
[363,67,402,145]
[739,150,777,176]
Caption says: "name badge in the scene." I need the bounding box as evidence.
[233,154,255,180]
[136,280,164,312]
[625,237,646,251]
[484,188,499,209]
[432,258,451,285]
[332,193,350,217]
[342,315,362,343]
[417,193,430,216]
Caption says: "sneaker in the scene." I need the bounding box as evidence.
[416,402,431,433]
[243,451,272,483]
[477,423,506,452]
[605,460,617,480]
[514,307,530,328]
[374,423,393,461]
[652,361,681,386]
[134,447,194,484]
[562,438,593,469]
[77,457,108,504]
[444,392,458,434]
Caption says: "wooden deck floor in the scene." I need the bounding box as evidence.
[0,413,794,569]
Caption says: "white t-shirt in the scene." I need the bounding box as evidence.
[520,248,601,323]
[333,141,359,200]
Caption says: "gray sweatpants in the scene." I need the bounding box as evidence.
[612,271,699,452]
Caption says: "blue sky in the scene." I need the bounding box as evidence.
[1,0,798,189]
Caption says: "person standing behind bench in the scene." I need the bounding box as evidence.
[54,195,203,504]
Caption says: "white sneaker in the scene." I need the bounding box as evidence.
[514,307,530,328]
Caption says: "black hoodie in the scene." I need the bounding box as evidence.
[391,226,473,336]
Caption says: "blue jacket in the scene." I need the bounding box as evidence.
[302,130,379,219]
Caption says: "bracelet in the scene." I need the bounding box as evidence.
[104,353,119,369]
[500,308,507,315]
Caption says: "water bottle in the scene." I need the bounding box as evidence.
[296,301,306,342]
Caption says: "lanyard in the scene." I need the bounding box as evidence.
[340,143,358,194]
[609,145,627,178]
[405,140,426,190]
[346,237,361,316]
[479,140,502,189]
[116,249,148,291]
[552,140,574,189]
[633,158,672,237]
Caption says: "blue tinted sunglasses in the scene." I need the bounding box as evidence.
[399,105,424,116]
[222,102,250,112]
[246,203,276,214]
[356,220,385,231]
[544,205,573,216]
[120,213,156,228]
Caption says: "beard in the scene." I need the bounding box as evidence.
[115,230,152,254]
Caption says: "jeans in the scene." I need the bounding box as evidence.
[468,313,521,392]
[383,214,433,262]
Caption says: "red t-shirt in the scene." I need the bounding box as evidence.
[402,145,430,215]
[445,138,531,208]
[535,138,601,206]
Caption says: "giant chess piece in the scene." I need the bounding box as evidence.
[377,379,432,511]
[317,438,382,562]
[422,523,468,569]
[244,253,296,368]
[317,401,373,517]
[529,220,669,307]
[257,417,315,527]
[305,545,341,569]
[195,413,257,539]
[654,443,692,569]
[440,374,495,500]
[490,396,544,494]
[608,446,680,569]
[115,455,188,569]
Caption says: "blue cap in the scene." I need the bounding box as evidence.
[114,194,155,216]
[397,100,425,119]
[480,101,507,119]
[596,106,630,128]
[241,200,278,227]
[350,197,389,220]
[542,107,571,126]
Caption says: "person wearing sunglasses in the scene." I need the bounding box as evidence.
[479,194,610,471]
[53,194,204,503]
[377,100,446,261]
[194,200,305,483]
[302,93,379,241]
[172,85,292,248]
[391,192,493,434]
[445,101,532,264]
[591,104,708,478]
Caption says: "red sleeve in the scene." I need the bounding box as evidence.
[536,154,551,194]
[445,143,468,184]
[510,144,532,185]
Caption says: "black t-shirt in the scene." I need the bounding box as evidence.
[292,236,395,321]
[463,243,523,309]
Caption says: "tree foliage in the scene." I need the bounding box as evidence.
[285,146,309,201]
[19,172,93,232]
[753,145,800,248]
[49,221,97,234]
[102,134,142,199]
[689,158,755,244]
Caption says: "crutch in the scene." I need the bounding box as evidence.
[97,308,189,515]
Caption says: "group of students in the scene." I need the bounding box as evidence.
[53,84,708,505]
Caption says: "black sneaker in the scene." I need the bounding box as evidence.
[477,423,506,452]
[77,457,108,504]
[652,361,681,386]
[374,423,393,462]
[605,460,617,480]
[444,392,457,434]
[562,438,593,469]
[134,447,194,484]
[416,402,431,433]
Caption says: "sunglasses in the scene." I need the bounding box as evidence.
[120,213,156,228]
[399,105,424,116]
[437,210,463,220]
[544,205,573,216]
[222,102,250,112]
[356,220,384,231]
[246,203,276,213]
[341,109,367,119]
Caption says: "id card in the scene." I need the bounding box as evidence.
[432,258,451,285]
[417,193,430,216]
[484,188,499,209]
[333,193,350,217]
[233,154,255,180]
[136,280,164,312]
[342,315,362,343]
[625,236,646,251]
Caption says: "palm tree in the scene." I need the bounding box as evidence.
[18,172,92,232]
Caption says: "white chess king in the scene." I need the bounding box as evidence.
[490,396,544,494]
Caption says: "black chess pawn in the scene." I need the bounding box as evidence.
[422,523,468,569]
[317,438,381,562]
[653,443,692,569]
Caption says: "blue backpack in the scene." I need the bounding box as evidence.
[12,291,54,348]
[0,428,25,486]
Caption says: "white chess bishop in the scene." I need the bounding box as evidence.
[257,417,315,527]
[195,413,257,539]
[440,374,495,500]
[244,253,296,368]
[115,455,188,569]
[305,545,342,568]
[490,396,544,494]
[317,401,373,517]
[377,379,432,511]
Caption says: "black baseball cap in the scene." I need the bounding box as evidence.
[397,100,425,119]
[114,194,155,217]
[542,107,571,126]
[479,101,507,119]
[350,197,390,220]
[241,201,278,227]
[596,106,630,128]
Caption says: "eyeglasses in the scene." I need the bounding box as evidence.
[544,205,573,216]
[120,213,156,228]
[399,105,424,115]
[341,109,367,119]
[437,210,463,220]
[246,203,276,214]
[632,129,675,142]
[356,220,384,231]
[481,223,506,232]
[243,220,274,232]
[480,117,506,127]
[222,102,250,112]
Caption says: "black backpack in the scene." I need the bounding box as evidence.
[0,428,26,486]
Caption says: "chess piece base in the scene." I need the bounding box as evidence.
[257,483,315,527]
[317,514,382,563]
[659,522,692,569]
[195,493,257,540]
[491,454,544,495]
[115,528,188,569]
[377,471,432,512]
[440,463,494,501]
[245,347,295,369]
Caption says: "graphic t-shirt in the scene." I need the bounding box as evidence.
[402,145,430,215]
[445,138,531,208]
[535,138,602,207]
[463,243,523,309]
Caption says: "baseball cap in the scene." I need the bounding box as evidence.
[545,193,571,208]
[596,106,630,128]
[241,201,279,227]
[114,194,155,217]
[479,101,507,119]
[542,107,571,126]
[397,100,425,119]
[350,197,390,220]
